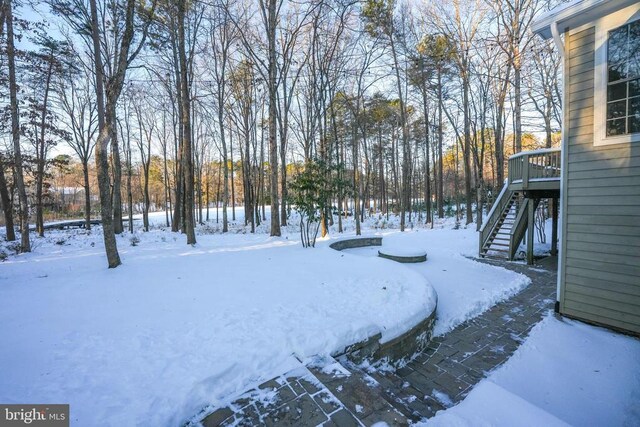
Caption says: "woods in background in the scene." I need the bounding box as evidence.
[0,0,561,266]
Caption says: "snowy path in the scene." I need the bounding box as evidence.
[425,315,640,426]
[343,227,531,336]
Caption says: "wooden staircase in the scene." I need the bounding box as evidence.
[483,194,518,258]
[479,186,540,260]
[480,188,518,259]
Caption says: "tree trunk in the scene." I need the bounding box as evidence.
[495,65,510,187]
[89,0,119,267]
[216,160,222,223]
[95,124,121,267]
[437,69,444,219]
[230,129,236,222]
[354,123,361,236]
[6,0,30,252]
[514,47,522,153]
[143,163,150,231]
[35,161,45,237]
[177,0,196,244]
[83,160,91,230]
[206,173,210,222]
[267,0,280,236]
[389,38,409,232]
[279,111,288,227]
[36,59,54,237]
[545,100,553,148]
[243,112,254,232]
[111,123,123,234]
[421,77,431,224]
[126,136,133,233]
[171,31,183,233]
[462,69,473,225]
[162,111,171,228]
[0,154,16,241]
[218,99,229,232]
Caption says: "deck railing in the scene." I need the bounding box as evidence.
[508,148,561,189]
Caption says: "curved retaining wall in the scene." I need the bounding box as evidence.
[329,237,382,251]
[329,236,437,366]
[378,250,427,263]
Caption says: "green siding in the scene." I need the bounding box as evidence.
[561,26,640,335]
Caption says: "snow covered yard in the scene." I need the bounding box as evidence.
[0,216,438,426]
[0,211,569,426]
[425,315,640,426]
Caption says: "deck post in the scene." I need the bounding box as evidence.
[527,197,535,265]
[522,153,529,190]
[551,197,558,256]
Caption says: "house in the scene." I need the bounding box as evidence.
[531,0,640,335]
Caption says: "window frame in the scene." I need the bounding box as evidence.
[593,3,640,146]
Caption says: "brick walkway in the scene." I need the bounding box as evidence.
[193,257,558,427]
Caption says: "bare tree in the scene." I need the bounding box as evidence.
[208,0,237,233]
[427,0,486,224]
[229,59,258,232]
[0,1,14,242]
[177,0,197,244]
[132,89,156,231]
[3,0,30,251]
[363,0,412,231]
[526,36,561,148]
[91,0,155,266]
[59,69,98,230]
[230,0,285,236]
[488,0,542,153]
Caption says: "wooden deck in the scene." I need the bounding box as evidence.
[507,148,561,192]
[480,148,561,263]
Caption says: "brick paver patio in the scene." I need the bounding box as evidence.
[192,257,558,427]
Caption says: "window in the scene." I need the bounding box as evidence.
[593,3,640,146]
[606,20,640,136]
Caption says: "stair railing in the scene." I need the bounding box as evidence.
[479,180,510,255]
[509,198,529,260]
[508,198,541,260]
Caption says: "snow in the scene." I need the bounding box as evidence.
[0,211,438,426]
[426,381,571,427]
[515,217,556,259]
[378,246,428,258]
[0,210,595,427]
[425,315,640,426]
[344,224,531,336]
[432,389,454,408]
